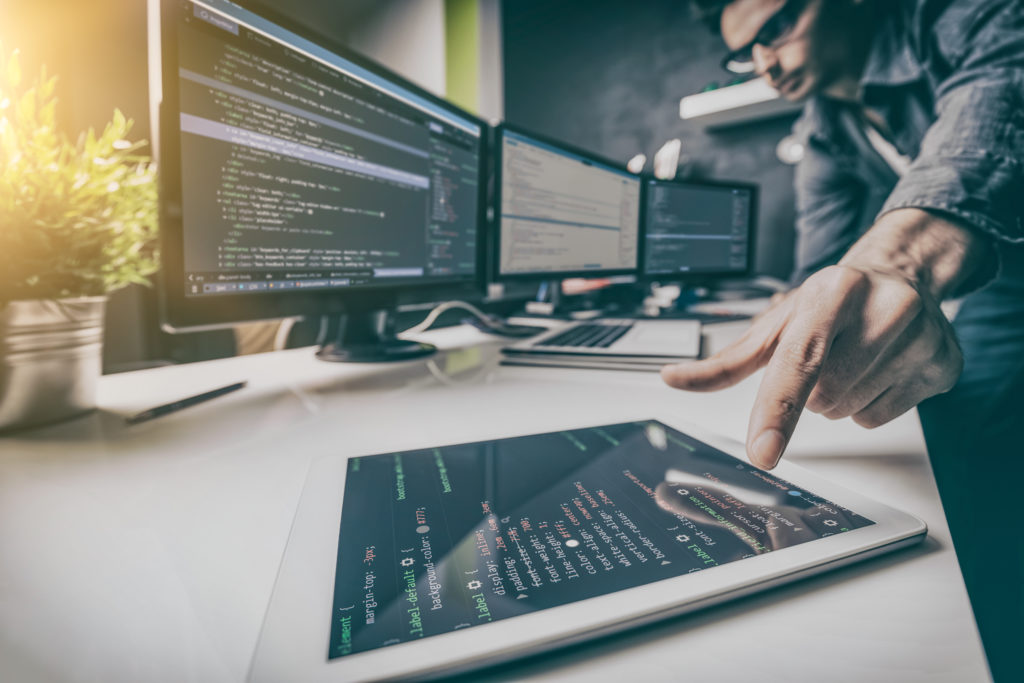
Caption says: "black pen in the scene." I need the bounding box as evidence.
[125,381,248,425]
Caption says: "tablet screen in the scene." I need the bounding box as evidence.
[329,420,873,658]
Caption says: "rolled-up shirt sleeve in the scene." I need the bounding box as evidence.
[879,0,1024,244]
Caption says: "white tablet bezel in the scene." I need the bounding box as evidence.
[249,419,927,682]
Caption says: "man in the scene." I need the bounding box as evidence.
[663,1,1024,680]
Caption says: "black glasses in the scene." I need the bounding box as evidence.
[720,0,809,74]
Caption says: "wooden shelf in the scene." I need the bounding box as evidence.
[680,78,802,130]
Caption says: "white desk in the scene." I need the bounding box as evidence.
[0,323,990,682]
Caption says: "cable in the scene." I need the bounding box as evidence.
[272,317,301,352]
[397,300,494,337]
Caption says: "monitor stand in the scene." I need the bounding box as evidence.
[315,308,435,363]
[521,279,604,320]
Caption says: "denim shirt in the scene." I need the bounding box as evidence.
[790,0,1024,286]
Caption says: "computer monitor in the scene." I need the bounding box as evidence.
[640,177,756,280]
[494,125,642,282]
[152,0,487,361]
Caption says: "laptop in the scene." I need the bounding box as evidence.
[502,318,702,364]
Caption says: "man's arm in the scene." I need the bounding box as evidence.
[663,1,1024,469]
[662,208,993,469]
[882,0,1024,245]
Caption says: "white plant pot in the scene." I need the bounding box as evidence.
[0,297,106,433]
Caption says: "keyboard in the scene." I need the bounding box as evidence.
[534,322,633,349]
[504,317,701,361]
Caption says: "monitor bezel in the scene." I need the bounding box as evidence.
[153,0,489,332]
[493,123,642,283]
[637,176,759,282]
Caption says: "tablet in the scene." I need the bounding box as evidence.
[250,420,926,682]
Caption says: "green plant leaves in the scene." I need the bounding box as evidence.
[0,45,158,304]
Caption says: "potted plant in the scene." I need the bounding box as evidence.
[0,45,158,431]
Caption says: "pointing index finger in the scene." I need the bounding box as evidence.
[747,321,835,469]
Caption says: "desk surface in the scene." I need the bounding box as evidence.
[0,322,990,682]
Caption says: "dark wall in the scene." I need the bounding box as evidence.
[503,0,800,279]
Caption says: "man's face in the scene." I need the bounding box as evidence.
[720,0,855,101]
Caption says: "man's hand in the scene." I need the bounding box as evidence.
[661,209,994,469]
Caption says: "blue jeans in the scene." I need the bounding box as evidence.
[917,244,1024,683]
